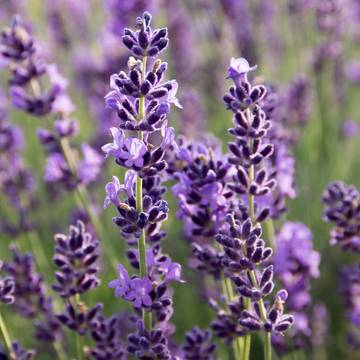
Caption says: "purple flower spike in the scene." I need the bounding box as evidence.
[52,220,100,298]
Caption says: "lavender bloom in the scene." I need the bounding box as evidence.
[171,136,231,240]
[0,15,103,192]
[285,75,312,127]
[220,57,294,343]
[3,246,63,344]
[0,16,35,62]
[52,220,100,298]
[210,297,246,344]
[103,11,183,352]
[127,320,171,359]
[122,12,168,58]
[0,341,35,360]
[182,327,216,360]
[57,302,102,335]
[90,314,126,360]
[273,222,321,349]
[78,143,103,185]
[4,247,48,318]
[240,290,295,335]
[0,261,15,305]
[226,57,257,86]
[341,263,360,348]
[322,181,360,251]
[216,216,273,278]
[44,152,70,184]
[0,91,35,236]
[274,222,320,286]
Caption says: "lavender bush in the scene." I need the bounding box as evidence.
[0,1,359,359]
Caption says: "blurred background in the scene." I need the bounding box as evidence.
[0,0,360,359]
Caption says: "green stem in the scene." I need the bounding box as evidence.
[265,219,276,250]
[265,331,272,360]
[221,276,243,359]
[73,294,84,360]
[0,310,11,357]
[136,55,152,331]
[76,333,84,360]
[26,229,50,273]
[242,338,250,360]
[53,341,67,360]
[242,109,255,360]
[242,108,272,360]
[248,271,271,360]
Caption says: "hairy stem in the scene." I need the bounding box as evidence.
[0,310,11,357]
[265,218,276,250]
[26,229,50,273]
[73,294,84,360]
[53,341,67,360]
[248,271,271,360]
[221,275,243,359]
[243,108,272,360]
[136,56,152,331]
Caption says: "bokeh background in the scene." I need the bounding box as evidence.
[1,0,360,359]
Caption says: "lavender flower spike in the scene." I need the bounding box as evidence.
[104,12,183,350]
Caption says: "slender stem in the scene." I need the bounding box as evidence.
[265,331,272,360]
[136,56,152,331]
[26,229,50,273]
[76,333,84,360]
[265,219,276,250]
[221,275,243,359]
[248,271,271,360]
[243,108,272,360]
[73,294,84,360]
[242,328,251,360]
[0,310,11,357]
[53,341,67,360]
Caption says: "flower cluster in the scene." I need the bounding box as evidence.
[0,91,35,236]
[104,12,183,356]
[218,57,294,342]
[90,314,126,360]
[273,222,321,350]
[341,263,360,348]
[323,181,360,348]
[4,246,62,344]
[0,16,102,191]
[52,220,100,298]
[322,181,360,251]
[0,261,15,305]
[182,327,217,360]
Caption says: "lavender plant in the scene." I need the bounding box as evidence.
[1,2,360,359]
[102,11,183,357]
